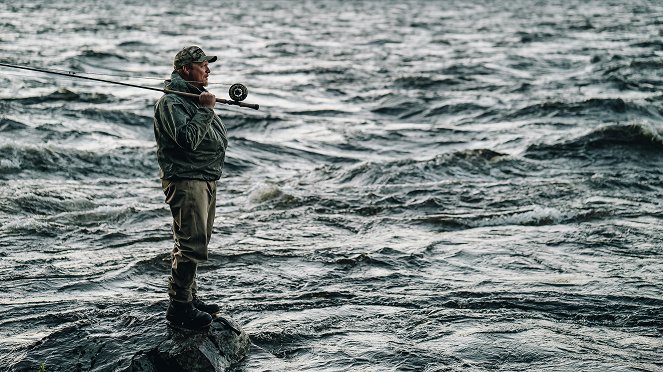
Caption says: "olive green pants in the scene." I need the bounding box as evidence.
[162,179,217,303]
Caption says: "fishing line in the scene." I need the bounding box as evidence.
[0,63,238,85]
[0,70,153,87]
[0,62,259,110]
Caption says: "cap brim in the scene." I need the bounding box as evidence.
[195,55,217,63]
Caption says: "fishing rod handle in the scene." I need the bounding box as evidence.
[217,98,260,110]
[163,89,260,110]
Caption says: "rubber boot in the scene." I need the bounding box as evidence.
[192,295,220,315]
[166,300,213,330]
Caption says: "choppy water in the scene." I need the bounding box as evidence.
[1,0,662,371]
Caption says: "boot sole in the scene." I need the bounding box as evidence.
[166,317,213,331]
[193,306,221,316]
[166,320,213,331]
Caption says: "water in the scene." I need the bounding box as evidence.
[1,0,662,370]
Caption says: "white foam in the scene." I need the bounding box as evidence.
[0,157,21,171]
[248,183,284,204]
[473,205,571,227]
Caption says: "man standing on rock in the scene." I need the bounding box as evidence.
[153,46,227,329]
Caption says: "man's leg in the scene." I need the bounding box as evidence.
[162,179,215,328]
[191,180,216,299]
[189,181,220,314]
[163,179,215,300]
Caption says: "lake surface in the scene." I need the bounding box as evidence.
[0,0,662,370]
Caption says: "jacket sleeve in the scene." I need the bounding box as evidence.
[158,96,215,152]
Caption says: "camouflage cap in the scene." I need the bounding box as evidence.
[173,46,217,69]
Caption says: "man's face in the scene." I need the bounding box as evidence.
[188,61,210,87]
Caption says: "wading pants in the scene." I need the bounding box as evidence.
[162,179,216,303]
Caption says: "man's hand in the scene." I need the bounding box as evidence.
[199,92,216,108]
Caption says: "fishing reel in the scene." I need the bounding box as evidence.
[229,83,248,102]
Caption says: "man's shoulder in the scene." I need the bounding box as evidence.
[157,92,186,107]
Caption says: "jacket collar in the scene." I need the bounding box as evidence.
[164,71,206,94]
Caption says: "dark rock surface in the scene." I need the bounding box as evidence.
[9,302,249,372]
[126,314,249,372]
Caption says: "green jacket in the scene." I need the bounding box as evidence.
[153,72,228,181]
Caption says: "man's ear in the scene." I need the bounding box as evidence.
[180,65,191,77]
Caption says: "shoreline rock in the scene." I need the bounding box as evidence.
[125,314,250,372]
[9,304,249,372]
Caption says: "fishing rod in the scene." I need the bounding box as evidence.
[0,62,259,110]
[5,64,237,86]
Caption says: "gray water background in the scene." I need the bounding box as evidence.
[0,0,662,370]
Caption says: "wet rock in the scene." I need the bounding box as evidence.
[9,304,249,372]
[126,314,250,372]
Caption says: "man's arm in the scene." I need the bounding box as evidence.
[158,97,215,152]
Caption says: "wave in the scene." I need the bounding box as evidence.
[394,74,467,89]
[370,95,426,119]
[471,205,570,227]
[311,247,426,270]
[525,123,663,160]
[516,31,555,43]
[371,94,490,120]
[285,109,350,117]
[425,102,489,118]
[248,183,291,204]
[602,74,656,92]
[73,108,152,127]
[441,63,497,78]
[0,117,28,131]
[0,217,66,237]
[629,39,663,52]
[7,88,115,105]
[0,188,95,215]
[428,291,662,328]
[599,57,663,91]
[117,40,153,48]
[505,98,652,120]
[335,149,529,186]
[592,55,663,71]
[258,64,351,77]
[227,137,355,174]
[412,205,614,230]
[78,49,128,61]
[0,142,156,179]
[213,112,284,134]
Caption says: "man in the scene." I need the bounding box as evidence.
[153,46,228,329]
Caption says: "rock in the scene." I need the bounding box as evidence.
[126,314,250,372]
[8,304,249,372]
